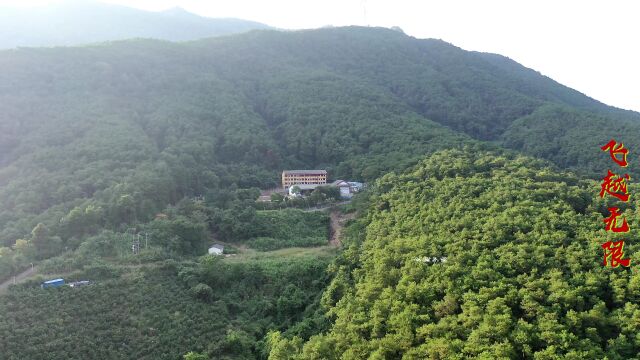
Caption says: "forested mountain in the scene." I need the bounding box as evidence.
[0,27,476,252]
[2,26,639,255]
[269,149,640,358]
[0,1,269,49]
[2,25,640,359]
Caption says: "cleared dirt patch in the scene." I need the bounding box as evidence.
[329,210,356,246]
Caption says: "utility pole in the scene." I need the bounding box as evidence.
[128,228,139,255]
[134,234,141,255]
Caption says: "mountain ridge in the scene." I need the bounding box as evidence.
[0,1,270,49]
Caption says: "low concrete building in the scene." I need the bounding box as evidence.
[348,182,365,192]
[331,180,352,199]
[208,244,224,255]
[69,280,91,288]
[288,183,322,197]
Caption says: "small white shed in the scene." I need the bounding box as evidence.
[208,244,224,255]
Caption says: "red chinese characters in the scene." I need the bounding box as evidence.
[600,170,630,202]
[601,139,629,167]
[602,241,631,268]
[600,139,631,268]
[603,207,629,233]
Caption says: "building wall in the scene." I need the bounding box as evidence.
[282,172,327,188]
[208,248,223,255]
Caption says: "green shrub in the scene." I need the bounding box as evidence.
[248,237,327,251]
[191,283,214,302]
[243,209,329,251]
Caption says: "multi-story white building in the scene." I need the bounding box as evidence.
[281,170,327,188]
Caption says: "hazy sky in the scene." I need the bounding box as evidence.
[2,0,639,112]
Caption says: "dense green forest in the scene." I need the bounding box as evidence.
[269,149,640,359]
[2,27,638,253]
[2,25,640,359]
[0,253,333,359]
[3,26,640,274]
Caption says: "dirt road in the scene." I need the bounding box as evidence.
[329,210,356,246]
[0,265,37,294]
[302,201,351,213]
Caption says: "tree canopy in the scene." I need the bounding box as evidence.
[270,149,640,359]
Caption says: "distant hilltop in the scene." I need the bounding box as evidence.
[0,1,271,49]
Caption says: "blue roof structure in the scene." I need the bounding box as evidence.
[44,278,64,284]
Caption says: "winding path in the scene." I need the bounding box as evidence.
[329,209,356,246]
[0,266,37,294]
[301,200,351,213]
